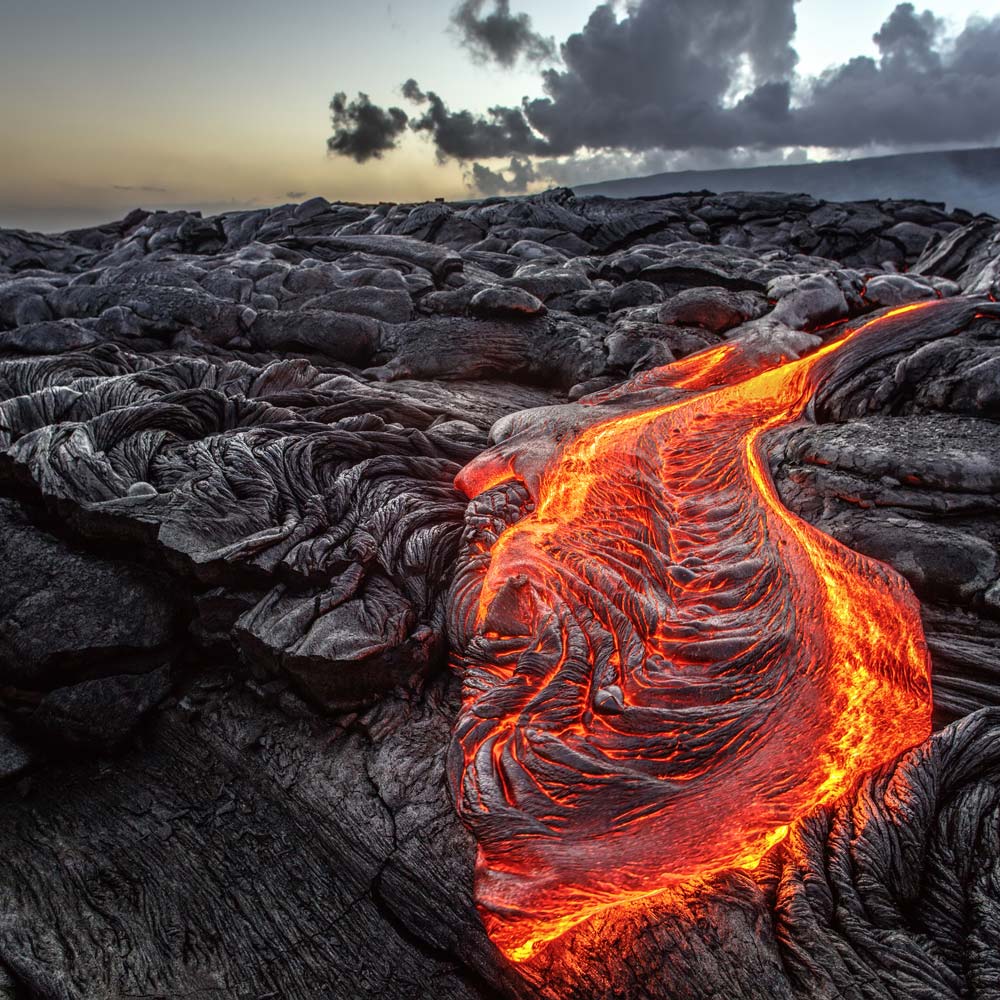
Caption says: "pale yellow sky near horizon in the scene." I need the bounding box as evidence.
[1,0,993,232]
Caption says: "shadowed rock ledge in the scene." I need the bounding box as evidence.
[1,188,998,999]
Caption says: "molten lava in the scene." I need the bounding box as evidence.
[446,301,977,963]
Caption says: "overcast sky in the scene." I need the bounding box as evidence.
[1,0,996,231]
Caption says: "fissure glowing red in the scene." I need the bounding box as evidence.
[448,302,949,962]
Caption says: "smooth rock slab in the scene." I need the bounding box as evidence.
[0,722,34,783]
[469,286,546,319]
[31,664,173,751]
[300,286,413,323]
[0,319,99,354]
[0,498,176,688]
[657,286,766,332]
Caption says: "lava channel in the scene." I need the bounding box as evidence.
[446,299,1000,962]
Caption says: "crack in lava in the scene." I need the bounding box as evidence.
[448,302,948,962]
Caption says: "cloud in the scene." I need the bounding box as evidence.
[467,156,538,195]
[793,5,1000,148]
[286,190,307,199]
[113,184,169,193]
[515,0,804,155]
[327,92,408,163]
[327,1,1000,193]
[404,80,553,160]
[450,0,555,67]
[330,0,803,167]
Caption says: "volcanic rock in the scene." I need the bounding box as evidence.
[862,272,939,307]
[0,319,100,354]
[886,220,940,257]
[0,722,34,783]
[31,665,173,751]
[608,280,663,310]
[657,285,767,332]
[0,498,176,688]
[299,286,413,323]
[1,188,999,999]
[469,285,546,318]
[912,216,1000,294]
[767,272,856,328]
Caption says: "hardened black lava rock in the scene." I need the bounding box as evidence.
[0,189,999,999]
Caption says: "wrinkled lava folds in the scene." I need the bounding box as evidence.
[446,302,964,962]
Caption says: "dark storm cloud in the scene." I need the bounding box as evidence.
[795,6,1000,148]
[327,92,408,163]
[524,1,1000,153]
[519,0,800,155]
[327,1,1000,192]
[404,79,553,160]
[329,0,801,166]
[401,79,426,103]
[874,2,943,63]
[450,0,555,67]
[468,156,538,195]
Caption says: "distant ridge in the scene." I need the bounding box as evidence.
[575,146,1000,218]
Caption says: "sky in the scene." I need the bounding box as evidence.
[1,0,997,231]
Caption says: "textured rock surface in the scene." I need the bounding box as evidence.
[0,498,175,687]
[1,189,999,998]
[445,297,998,962]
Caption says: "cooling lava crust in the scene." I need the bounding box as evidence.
[446,300,997,962]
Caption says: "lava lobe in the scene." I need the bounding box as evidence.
[443,302,987,962]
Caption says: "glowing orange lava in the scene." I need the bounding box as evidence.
[448,302,949,963]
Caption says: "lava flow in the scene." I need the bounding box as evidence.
[447,300,979,964]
